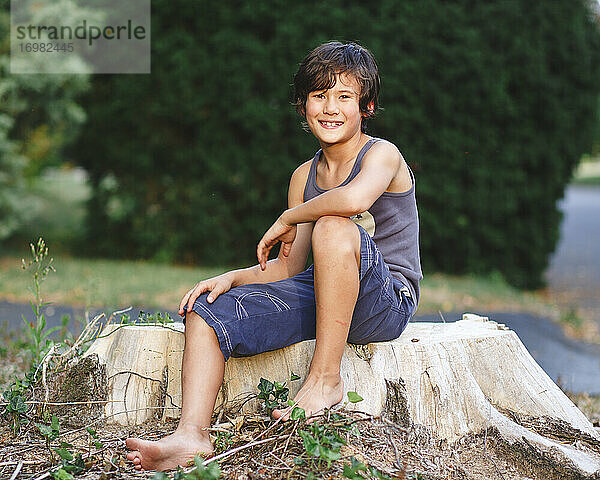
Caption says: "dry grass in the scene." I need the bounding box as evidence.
[0,407,536,480]
[1,320,599,480]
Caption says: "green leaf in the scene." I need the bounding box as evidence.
[152,473,169,480]
[189,458,221,480]
[291,407,306,420]
[343,457,368,479]
[257,377,273,396]
[94,441,104,450]
[290,372,301,381]
[299,430,319,457]
[62,454,85,474]
[59,441,73,449]
[54,448,73,461]
[37,423,53,437]
[369,466,391,479]
[319,445,340,462]
[51,414,60,432]
[86,427,97,438]
[51,468,74,480]
[9,394,27,414]
[44,326,61,338]
[173,467,186,480]
[347,391,364,403]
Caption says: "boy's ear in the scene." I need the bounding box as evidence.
[362,101,375,117]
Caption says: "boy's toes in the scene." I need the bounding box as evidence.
[271,407,288,421]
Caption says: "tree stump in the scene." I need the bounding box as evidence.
[76,314,600,477]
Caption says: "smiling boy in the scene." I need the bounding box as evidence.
[126,41,422,471]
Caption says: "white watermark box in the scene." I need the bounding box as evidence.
[10,0,151,74]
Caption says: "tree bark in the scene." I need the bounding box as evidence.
[75,313,600,478]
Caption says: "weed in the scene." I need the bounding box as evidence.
[257,377,289,413]
[36,414,88,478]
[152,456,221,480]
[343,456,392,479]
[36,414,61,461]
[120,311,175,325]
[21,237,59,365]
[298,420,346,467]
[2,367,34,434]
[86,427,104,453]
[214,430,234,453]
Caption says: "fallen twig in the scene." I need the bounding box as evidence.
[9,461,24,480]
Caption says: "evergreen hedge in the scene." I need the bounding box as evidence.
[73,0,600,288]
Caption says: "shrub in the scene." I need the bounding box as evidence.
[72,0,600,288]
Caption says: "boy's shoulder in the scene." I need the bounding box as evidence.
[361,137,406,173]
[366,137,403,161]
[364,138,412,192]
[290,158,313,183]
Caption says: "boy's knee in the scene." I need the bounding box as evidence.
[312,216,360,255]
[185,311,214,335]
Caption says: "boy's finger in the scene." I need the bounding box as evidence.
[257,242,266,270]
[187,283,208,312]
[207,285,223,303]
[179,289,193,314]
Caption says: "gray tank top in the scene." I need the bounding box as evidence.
[303,138,422,305]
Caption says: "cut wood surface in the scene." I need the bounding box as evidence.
[79,313,600,478]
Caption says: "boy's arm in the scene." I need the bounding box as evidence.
[231,161,313,283]
[180,162,313,313]
[257,141,405,269]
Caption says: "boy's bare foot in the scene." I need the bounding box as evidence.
[272,372,344,421]
[126,427,214,471]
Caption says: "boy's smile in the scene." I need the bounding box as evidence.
[305,73,363,145]
[319,120,344,129]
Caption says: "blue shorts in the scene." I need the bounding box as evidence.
[184,225,415,361]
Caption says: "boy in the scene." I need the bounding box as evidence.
[126,41,422,471]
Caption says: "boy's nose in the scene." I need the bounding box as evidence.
[323,99,339,114]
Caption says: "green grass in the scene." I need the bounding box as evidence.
[0,164,562,318]
[571,176,600,186]
[0,251,557,318]
[572,157,600,186]
[419,271,557,318]
[0,253,227,311]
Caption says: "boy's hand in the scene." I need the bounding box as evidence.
[257,215,297,270]
[178,272,234,315]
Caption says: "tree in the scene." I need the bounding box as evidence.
[0,0,89,240]
[72,0,600,288]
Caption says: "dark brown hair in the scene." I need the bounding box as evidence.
[293,41,381,132]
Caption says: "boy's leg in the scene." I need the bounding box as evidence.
[126,312,224,471]
[273,215,360,419]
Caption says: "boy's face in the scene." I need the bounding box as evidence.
[305,73,364,146]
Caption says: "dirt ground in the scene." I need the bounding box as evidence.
[1,409,576,480]
[1,369,599,480]
[1,335,599,479]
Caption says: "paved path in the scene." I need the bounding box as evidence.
[3,301,600,395]
[545,185,600,323]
